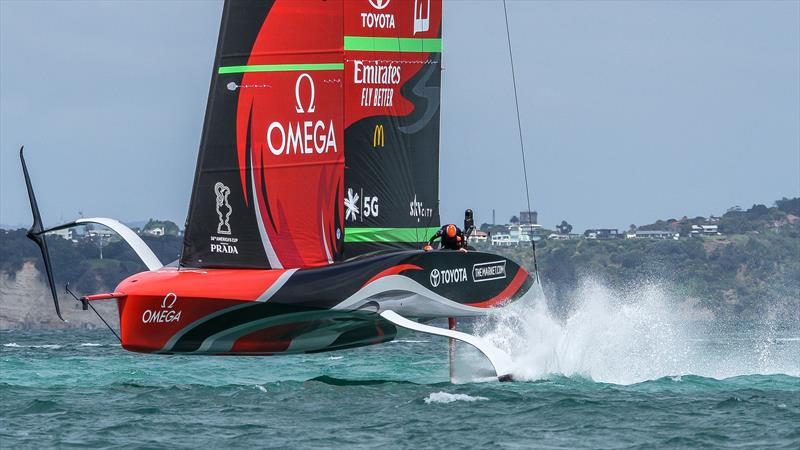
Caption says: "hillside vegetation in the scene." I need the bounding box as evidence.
[1,199,798,327]
[486,199,800,319]
[486,226,798,319]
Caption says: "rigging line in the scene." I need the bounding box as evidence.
[65,284,122,343]
[418,51,444,249]
[502,0,539,283]
[422,199,440,248]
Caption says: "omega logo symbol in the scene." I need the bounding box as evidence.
[161,292,177,309]
[295,73,316,114]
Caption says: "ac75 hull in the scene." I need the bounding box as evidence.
[114,250,533,355]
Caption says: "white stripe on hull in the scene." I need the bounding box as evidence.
[333,275,493,318]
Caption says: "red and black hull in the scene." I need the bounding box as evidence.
[114,250,532,355]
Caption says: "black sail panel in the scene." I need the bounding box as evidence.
[182,0,345,269]
[342,0,443,257]
[181,1,274,268]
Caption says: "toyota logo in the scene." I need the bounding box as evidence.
[429,269,440,287]
[369,0,391,10]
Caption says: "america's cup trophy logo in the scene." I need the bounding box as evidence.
[214,182,232,235]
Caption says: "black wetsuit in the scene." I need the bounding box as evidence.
[428,224,465,250]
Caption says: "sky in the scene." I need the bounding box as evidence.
[1,0,798,232]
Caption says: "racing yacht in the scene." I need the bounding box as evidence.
[22,0,534,380]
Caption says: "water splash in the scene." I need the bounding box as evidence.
[424,392,488,404]
[472,279,799,385]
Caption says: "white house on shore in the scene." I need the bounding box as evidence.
[491,233,513,246]
[630,230,679,240]
[50,228,75,241]
[519,223,542,237]
[468,230,488,244]
[548,233,579,240]
[144,226,166,237]
[691,224,720,236]
[86,227,114,239]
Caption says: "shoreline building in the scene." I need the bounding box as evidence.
[631,230,679,240]
[584,229,622,240]
[519,210,538,225]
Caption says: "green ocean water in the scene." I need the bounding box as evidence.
[2,285,799,449]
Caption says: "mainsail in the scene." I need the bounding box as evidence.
[181,0,442,269]
[342,0,442,256]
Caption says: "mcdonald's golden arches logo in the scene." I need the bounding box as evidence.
[373,124,385,148]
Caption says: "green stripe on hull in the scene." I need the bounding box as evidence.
[344,36,442,53]
[345,227,440,243]
[218,63,344,74]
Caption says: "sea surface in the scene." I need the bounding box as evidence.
[2,284,799,449]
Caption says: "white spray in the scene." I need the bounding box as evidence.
[468,279,799,385]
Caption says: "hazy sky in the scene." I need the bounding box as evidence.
[2,0,798,232]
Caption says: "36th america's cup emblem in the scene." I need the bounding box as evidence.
[214,182,232,235]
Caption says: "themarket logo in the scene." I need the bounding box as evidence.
[472,261,507,283]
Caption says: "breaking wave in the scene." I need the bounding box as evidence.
[472,280,800,385]
[424,392,488,404]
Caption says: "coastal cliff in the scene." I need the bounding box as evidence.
[1,263,119,330]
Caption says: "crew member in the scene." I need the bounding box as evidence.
[423,224,467,252]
